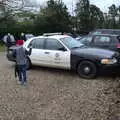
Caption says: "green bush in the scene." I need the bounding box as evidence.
[0,45,5,52]
[0,40,4,46]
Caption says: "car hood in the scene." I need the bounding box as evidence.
[71,47,117,58]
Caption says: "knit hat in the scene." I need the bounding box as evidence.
[16,40,24,46]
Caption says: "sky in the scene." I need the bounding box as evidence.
[31,0,120,13]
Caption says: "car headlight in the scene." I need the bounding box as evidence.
[101,58,117,64]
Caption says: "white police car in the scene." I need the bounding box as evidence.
[7,33,120,79]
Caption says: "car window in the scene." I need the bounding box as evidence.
[60,37,84,49]
[28,38,45,49]
[94,36,111,44]
[45,38,65,50]
[80,36,92,44]
[102,30,112,34]
[92,31,102,35]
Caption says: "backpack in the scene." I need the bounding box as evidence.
[7,35,11,44]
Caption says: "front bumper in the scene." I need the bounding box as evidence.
[100,53,120,72]
[100,63,120,73]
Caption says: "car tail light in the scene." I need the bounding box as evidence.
[117,44,120,48]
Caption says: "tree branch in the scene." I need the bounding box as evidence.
[0,0,25,10]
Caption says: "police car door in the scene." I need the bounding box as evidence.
[26,38,46,65]
[44,38,71,69]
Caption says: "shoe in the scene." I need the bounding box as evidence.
[22,82,27,86]
[17,80,21,85]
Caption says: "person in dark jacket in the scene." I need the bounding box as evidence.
[21,32,26,41]
[13,42,32,85]
[4,33,15,48]
[16,33,25,46]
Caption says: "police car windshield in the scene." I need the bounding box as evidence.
[60,37,84,49]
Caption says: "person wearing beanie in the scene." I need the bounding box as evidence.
[13,41,32,85]
[16,39,24,46]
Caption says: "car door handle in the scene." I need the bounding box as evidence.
[44,52,50,54]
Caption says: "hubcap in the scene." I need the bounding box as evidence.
[84,67,91,74]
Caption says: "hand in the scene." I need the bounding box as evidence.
[29,46,32,49]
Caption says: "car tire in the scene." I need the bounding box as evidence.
[77,61,97,79]
[26,57,31,70]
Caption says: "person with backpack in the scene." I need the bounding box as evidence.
[3,33,15,48]
[6,33,12,47]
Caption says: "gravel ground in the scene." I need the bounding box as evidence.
[0,52,120,120]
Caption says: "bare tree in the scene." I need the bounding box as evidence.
[0,0,38,23]
[0,0,25,10]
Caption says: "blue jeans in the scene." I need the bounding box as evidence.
[18,65,27,83]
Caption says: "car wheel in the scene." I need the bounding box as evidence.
[26,57,31,70]
[77,61,97,79]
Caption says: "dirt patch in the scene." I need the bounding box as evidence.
[0,52,119,120]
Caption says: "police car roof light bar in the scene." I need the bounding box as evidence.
[43,32,62,36]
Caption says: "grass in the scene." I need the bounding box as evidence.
[0,45,5,52]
